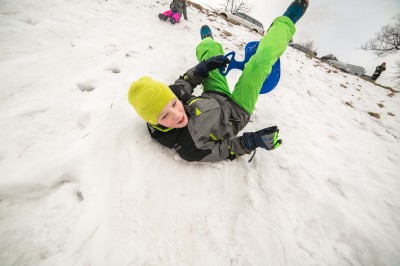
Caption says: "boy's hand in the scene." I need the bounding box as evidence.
[241,126,282,150]
[205,55,230,71]
[195,56,230,77]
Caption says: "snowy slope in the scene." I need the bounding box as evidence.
[0,0,399,265]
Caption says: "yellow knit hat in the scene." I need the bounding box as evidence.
[128,77,176,125]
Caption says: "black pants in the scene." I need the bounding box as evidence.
[371,73,381,81]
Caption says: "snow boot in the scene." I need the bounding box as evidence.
[283,0,309,24]
[200,25,213,40]
[158,13,168,21]
[170,17,176,24]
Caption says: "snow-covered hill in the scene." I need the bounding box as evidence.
[0,0,399,265]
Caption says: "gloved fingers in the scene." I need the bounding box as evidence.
[216,55,230,65]
[270,131,282,150]
[261,130,281,150]
[273,131,279,144]
[213,55,224,60]
[261,125,278,134]
[217,57,230,72]
[217,57,230,68]
[207,55,228,64]
[211,57,230,70]
[206,61,225,71]
[223,57,230,65]
[273,139,282,149]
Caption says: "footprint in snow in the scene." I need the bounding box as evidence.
[76,63,120,92]
[105,65,120,74]
[77,82,95,92]
[50,173,84,202]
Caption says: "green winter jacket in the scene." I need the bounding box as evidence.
[170,0,187,19]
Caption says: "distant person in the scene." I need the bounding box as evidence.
[158,0,187,24]
[129,0,310,162]
[371,62,386,81]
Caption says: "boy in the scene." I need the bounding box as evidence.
[129,0,310,162]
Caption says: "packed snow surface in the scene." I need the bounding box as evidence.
[0,0,399,265]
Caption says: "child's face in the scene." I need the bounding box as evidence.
[157,98,188,128]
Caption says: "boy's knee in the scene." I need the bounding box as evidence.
[173,13,181,21]
[196,40,224,61]
[250,50,274,69]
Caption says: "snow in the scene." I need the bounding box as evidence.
[0,0,399,265]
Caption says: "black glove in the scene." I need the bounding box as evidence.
[241,126,282,150]
[195,55,230,77]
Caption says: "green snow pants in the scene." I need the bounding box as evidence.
[195,16,296,114]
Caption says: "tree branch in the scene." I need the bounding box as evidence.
[361,13,400,57]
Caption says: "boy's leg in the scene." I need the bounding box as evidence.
[172,12,181,22]
[163,10,173,17]
[196,37,231,96]
[231,0,308,114]
[283,0,309,24]
[158,13,168,21]
[231,16,295,114]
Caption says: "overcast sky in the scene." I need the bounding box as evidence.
[195,0,400,88]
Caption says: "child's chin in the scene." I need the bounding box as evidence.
[176,121,188,128]
[175,117,188,128]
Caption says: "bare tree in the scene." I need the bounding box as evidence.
[300,41,317,52]
[361,14,400,57]
[299,40,318,55]
[222,0,253,13]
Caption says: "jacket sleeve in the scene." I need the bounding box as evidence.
[198,137,253,162]
[174,127,253,163]
[170,66,207,104]
[170,1,176,11]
